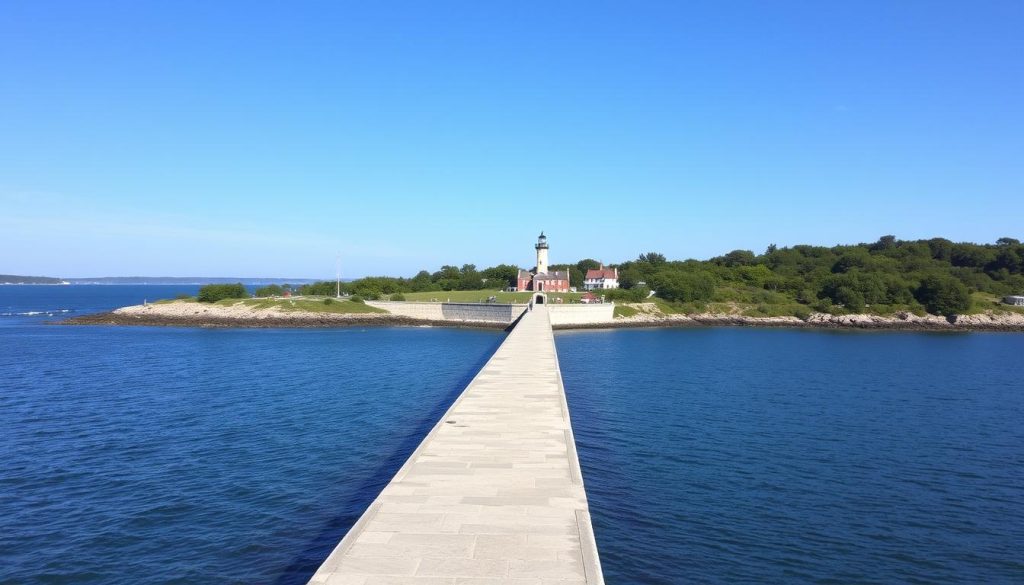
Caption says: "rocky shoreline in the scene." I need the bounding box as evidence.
[584,308,1024,332]
[60,302,510,330]
[58,300,1024,332]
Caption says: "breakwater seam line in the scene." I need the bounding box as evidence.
[565,429,583,486]
[576,508,605,585]
[550,308,604,583]
[550,314,588,489]
[315,501,382,571]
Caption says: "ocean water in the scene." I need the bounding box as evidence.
[0,284,203,323]
[0,286,505,584]
[2,287,1023,584]
[556,328,1024,584]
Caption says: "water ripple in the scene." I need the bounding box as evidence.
[557,328,1024,584]
[1,323,503,584]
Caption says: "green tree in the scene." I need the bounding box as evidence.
[927,238,954,261]
[989,247,1023,274]
[617,267,643,289]
[603,285,651,302]
[915,274,970,315]
[197,283,248,303]
[883,275,915,304]
[482,264,520,290]
[870,235,898,251]
[832,251,870,273]
[255,284,283,297]
[716,249,756,267]
[299,281,349,296]
[638,252,667,266]
[834,287,865,312]
[737,264,774,288]
[350,276,407,298]
[950,244,994,268]
[650,269,716,302]
[409,270,437,292]
[433,265,461,291]
[458,264,485,290]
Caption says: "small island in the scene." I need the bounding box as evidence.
[63,235,1024,332]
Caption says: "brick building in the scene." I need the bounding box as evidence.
[516,232,570,293]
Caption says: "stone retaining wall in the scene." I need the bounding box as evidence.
[367,301,527,324]
[547,304,615,326]
[441,302,526,323]
[365,301,444,320]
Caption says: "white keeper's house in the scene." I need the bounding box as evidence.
[584,264,619,291]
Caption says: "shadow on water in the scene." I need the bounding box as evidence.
[272,332,507,585]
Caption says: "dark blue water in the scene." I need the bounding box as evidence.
[4,287,1024,584]
[0,286,505,584]
[556,328,1024,584]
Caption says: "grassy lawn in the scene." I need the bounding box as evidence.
[397,290,584,304]
[631,297,813,319]
[613,305,638,318]
[154,295,195,304]
[968,292,1024,315]
[214,297,386,314]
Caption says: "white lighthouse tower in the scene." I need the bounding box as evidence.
[517,232,569,294]
[535,232,549,274]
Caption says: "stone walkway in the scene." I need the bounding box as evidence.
[307,306,604,584]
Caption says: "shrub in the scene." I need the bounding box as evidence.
[175,293,193,300]
[834,287,865,312]
[323,298,334,305]
[197,283,248,303]
[915,274,970,315]
[792,306,812,321]
[602,286,649,303]
[651,270,716,303]
[391,293,406,301]
[812,297,833,312]
[349,295,365,304]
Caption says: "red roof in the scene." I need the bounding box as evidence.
[585,267,617,280]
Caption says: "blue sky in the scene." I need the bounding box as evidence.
[2,1,1021,278]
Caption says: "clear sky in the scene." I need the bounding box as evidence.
[2,1,1021,278]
